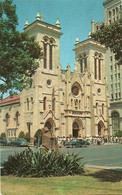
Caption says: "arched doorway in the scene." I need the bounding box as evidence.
[98,121,105,136]
[72,122,79,138]
[44,121,51,130]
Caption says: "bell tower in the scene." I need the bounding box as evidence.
[24,11,63,75]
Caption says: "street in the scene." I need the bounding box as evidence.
[0,144,122,170]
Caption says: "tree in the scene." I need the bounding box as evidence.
[18,131,25,138]
[115,130,122,137]
[25,132,30,142]
[0,132,6,138]
[91,18,121,65]
[0,0,43,96]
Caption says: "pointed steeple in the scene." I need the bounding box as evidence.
[56,18,60,27]
[36,11,41,20]
[75,36,79,44]
[25,18,29,28]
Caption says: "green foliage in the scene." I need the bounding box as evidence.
[18,131,25,138]
[115,130,122,137]
[1,148,84,177]
[0,0,43,95]
[91,19,122,64]
[0,132,6,138]
[25,132,30,142]
[34,129,42,139]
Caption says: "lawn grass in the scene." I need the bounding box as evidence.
[1,168,122,195]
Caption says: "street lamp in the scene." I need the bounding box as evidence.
[51,87,63,136]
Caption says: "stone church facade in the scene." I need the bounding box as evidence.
[0,9,112,140]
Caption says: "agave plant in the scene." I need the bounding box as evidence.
[1,147,84,177]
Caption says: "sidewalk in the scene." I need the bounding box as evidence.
[85,164,122,172]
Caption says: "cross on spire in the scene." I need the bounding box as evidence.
[40,14,45,21]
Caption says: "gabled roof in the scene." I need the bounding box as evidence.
[0,94,20,105]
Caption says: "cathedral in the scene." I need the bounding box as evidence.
[0,5,113,140]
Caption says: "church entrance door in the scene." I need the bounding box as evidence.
[73,122,79,138]
[98,121,104,136]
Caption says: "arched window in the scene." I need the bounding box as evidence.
[43,42,47,69]
[102,104,104,115]
[111,112,120,130]
[43,97,46,110]
[27,98,29,111]
[80,59,83,73]
[78,53,87,73]
[94,57,97,79]
[96,103,98,115]
[108,11,111,24]
[98,59,101,80]
[79,100,81,109]
[49,45,53,70]
[5,113,10,126]
[113,9,115,22]
[71,99,73,107]
[31,97,33,110]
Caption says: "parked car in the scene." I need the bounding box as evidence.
[11,138,29,147]
[1,138,12,146]
[66,139,90,148]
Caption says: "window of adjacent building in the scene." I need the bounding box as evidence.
[111,84,113,90]
[118,92,121,98]
[15,111,19,126]
[118,83,120,89]
[111,112,120,130]
[115,83,117,89]
[116,7,119,20]
[108,11,111,24]
[115,93,117,99]
[5,113,10,126]
[43,97,46,110]
[110,56,112,61]
[118,73,120,79]
[113,9,115,22]
[110,66,113,71]
[111,94,113,99]
[110,75,113,82]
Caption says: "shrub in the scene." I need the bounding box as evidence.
[25,132,30,142]
[1,147,84,177]
[18,131,25,138]
[0,132,6,139]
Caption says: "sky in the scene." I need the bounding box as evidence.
[13,0,105,70]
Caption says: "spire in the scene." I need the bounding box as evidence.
[56,18,60,27]
[25,18,29,28]
[91,19,95,33]
[36,11,41,20]
[75,36,79,44]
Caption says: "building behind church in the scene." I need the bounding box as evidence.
[0,0,121,141]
